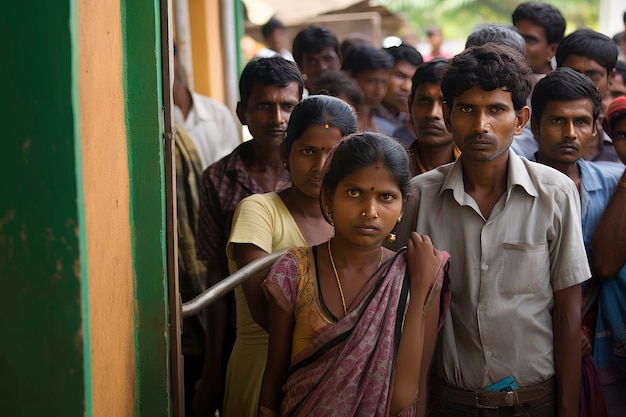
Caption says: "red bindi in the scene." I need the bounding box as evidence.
[370,187,375,191]
[321,147,325,150]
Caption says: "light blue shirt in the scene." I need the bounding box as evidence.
[578,159,622,255]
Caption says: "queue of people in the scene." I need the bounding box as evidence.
[175,4,626,417]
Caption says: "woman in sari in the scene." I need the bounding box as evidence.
[259,132,450,417]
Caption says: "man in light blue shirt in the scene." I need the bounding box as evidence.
[531,67,621,256]
[531,67,622,415]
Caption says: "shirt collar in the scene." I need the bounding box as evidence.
[577,158,604,193]
[440,149,539,203]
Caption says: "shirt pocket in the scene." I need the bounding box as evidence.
[499,242,549,295]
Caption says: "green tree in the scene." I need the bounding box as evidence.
[383,0,599,43]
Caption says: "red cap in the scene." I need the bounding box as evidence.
[602,96,626,139]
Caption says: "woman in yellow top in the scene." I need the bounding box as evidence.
[222,95,358,417]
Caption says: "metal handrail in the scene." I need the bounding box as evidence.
[181,249,287,318]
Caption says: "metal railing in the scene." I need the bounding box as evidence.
[181,249,287,318]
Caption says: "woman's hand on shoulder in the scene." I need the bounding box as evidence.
[405,231,443,298]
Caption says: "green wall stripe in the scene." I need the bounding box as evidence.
[0,1,85,416]
[69,0,93,414]
[119,0,171,415]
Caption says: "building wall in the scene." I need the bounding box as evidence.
[1,1,85,415]
[1,0,171,415]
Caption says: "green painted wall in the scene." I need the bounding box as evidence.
[0,1,86,416]
[1,0,172,415]
[120,0,171,416]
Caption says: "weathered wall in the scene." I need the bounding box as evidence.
[0,0,170,415]
[0,1,85,415]
[78,0,136,415]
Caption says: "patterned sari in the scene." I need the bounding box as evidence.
[265,246,450,417]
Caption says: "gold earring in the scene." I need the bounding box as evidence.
[282,162,287,168]
[397,217,402,223]
[361,211,366,217]
[387,232,397,243]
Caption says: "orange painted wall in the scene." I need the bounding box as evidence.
[188,0,226,102]
[78,1,135,415]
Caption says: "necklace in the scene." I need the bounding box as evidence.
[327,239,384,316]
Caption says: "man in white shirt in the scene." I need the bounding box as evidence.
[173,46,240,169]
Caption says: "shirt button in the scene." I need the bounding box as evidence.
[486,351,493,357]
[479,304,486,311]
[481,264,489,271]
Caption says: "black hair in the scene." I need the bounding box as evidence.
[556,29,618,75]
[531,67,602,127]
[616,60,626,81]
[310,70,364,108]
[340,33,373,60]
[292,25,341,68]
[284,95,357,154]
[261,17,285,38]
[384,44,423,67]
[441,43,531,112]
[411,57,448,96]
[239,56,304,107]
[341,45,394,76]
[320,132,410,222]
[465,24,525,55]
[426,26,441,38]
[512,2,566,44]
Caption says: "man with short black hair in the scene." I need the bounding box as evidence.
[397,43,588,416]
[375,44,423,139]
[256,16,294,62]
[556,28,621,163]
[512,1,566,75]
[342,45,394,131]
[292,25,341,91]
[404,57,458,175]
[532,67,623,416]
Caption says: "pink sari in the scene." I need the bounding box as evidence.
[265,246,450,417]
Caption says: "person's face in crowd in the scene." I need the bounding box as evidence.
[300,47,341,82]
[444,86,528,163]
[355,69,390,107]
[285,124,344,199]
[410,81,452,146]
[612,116,626,163]
[428,29,442,50]
[603,72,626,113]
[327,163,403,249]
[532,99,597,165]
[514,19,556,74]
[236,81,300,148]
[561,54,616,120]
[266,28,288,52]
[383,60,418,114]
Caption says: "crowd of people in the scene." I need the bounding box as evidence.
[173,3,626,416]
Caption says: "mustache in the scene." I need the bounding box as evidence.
[464,133,498,143]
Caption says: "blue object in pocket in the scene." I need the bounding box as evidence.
[484,375,520,392]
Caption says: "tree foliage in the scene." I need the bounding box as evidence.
[382,0,599,42]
